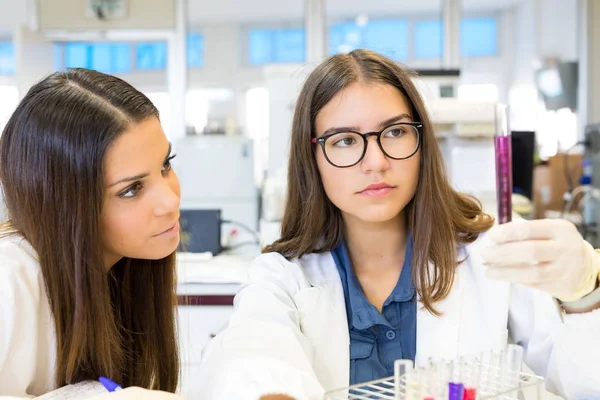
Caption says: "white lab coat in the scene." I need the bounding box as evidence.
[0,234,56,397]
[197,234,600,400]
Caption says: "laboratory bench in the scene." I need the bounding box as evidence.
[175,251,251,398]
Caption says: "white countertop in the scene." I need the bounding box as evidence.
[176,252,253,295]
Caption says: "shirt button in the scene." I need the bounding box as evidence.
[386,330,396,340]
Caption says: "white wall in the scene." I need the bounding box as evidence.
[537,0,578,61]
[0,0,27,35]
[583,0,600,125]
[14,25,55,100]
[504,0,579,148]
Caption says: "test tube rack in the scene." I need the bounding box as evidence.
[323,348,545,400]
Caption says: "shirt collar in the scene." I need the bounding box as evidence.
[332,237,415,330]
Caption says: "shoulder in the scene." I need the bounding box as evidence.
[249,251,340,293]
[0,233,55,396]
[0,233,43,294]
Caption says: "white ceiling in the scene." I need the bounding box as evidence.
[187,0,524,24]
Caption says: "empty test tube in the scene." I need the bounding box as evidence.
[504,344,524,390]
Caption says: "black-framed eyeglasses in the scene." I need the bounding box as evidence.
[311,122,423,168]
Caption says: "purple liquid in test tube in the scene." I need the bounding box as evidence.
[494,104,513,224]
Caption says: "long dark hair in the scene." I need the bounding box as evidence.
[264,50,494,314]
[0,69,179,390]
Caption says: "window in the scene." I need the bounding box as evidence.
[330,19,409,61]
[246,16,497,65]
[248,28,306,65]
[414,21,443,59]
[187,33,204,68]
[460,17,497,57]
[0,42,15,75]
[55,33,204,73]
[135,34,204,70]
[61,42,132,73]
[136,42,167,70]
[412,17,498,59]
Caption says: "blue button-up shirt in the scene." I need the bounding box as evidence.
[331,239,417,385]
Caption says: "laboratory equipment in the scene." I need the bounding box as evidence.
[173,135,259,249]
[178,209,222,255]
[585,123,600,247]
[511,131,536,201]
[535,61,578,112]
[494,104,513,224]
[428,99,500,212]
[324,345,543,400]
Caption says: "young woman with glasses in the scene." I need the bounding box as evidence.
[197,50,600,400]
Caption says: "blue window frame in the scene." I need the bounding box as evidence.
[136,41,168,70]
[413,17,498,59]
[61,42,132,73]
[460,17,497,57]
[248,28,305,65]
[135,34,204,70]
[414,20,443,59]
[0,42,15,75]
[330,19,409,61]
[187,33,204,67]
[55,33,204,73]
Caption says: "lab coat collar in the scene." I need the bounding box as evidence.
[332,239,415,331]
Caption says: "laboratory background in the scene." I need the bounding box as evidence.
[0,0,598,398]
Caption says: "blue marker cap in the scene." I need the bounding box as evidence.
[99,376,123,392]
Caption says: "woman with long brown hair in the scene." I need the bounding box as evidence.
[0,69,181,399]
[197,49,600,400]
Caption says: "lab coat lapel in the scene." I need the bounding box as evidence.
[295,253,350,391]
[415,261,463,366]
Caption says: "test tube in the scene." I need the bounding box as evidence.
[505,345,524,373]
[477,351,489,393]
[448,361,465,400]
[448,382,465,400]
[404,369,424,400]
[504,344,524,393]
[420,366,437,400]
[488,349,504,394]
[434,361,451,399]
[463,388,477,400]
[394,360,414,400]
[494,103,513,224]
[463,356,480,399]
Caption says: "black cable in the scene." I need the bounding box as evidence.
[564,141,588,193]
[220,219,260,244]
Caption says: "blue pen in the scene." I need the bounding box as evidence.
[99,376,123,392]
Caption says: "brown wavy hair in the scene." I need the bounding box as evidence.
[264,50,494,314]
[0,69,178,390]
